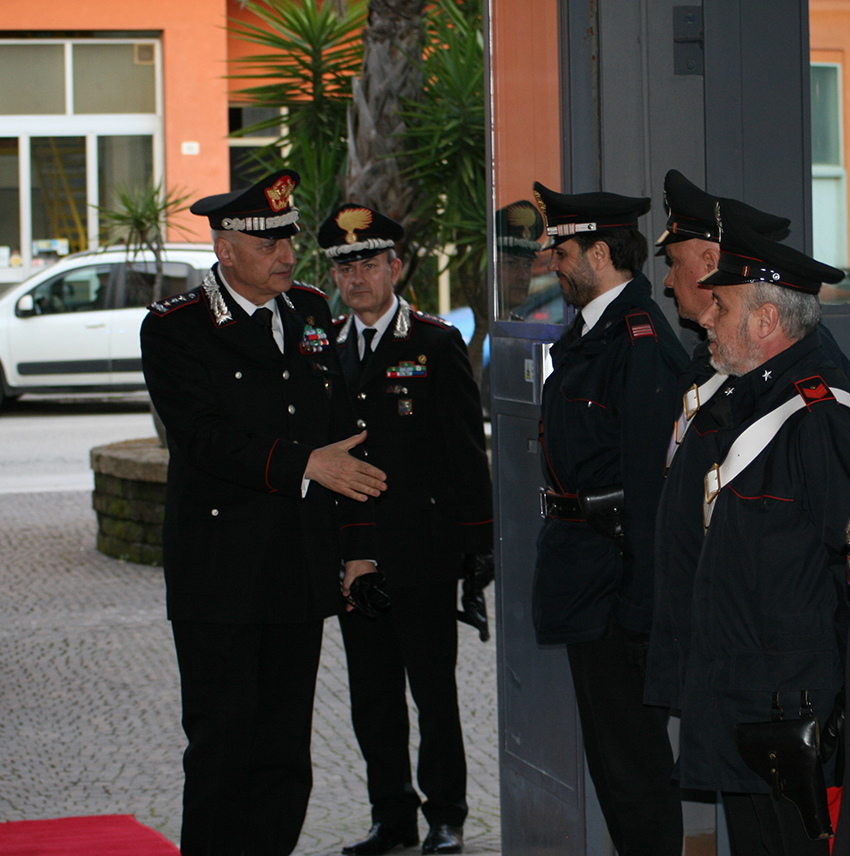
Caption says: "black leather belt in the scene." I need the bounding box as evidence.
[539,488,585,521]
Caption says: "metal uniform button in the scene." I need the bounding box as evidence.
[211,509,219,516]
[357,392,367,400]
[430,497,436,505]
[288,404,296,415]
[234,371,242,379]
[356,418,366,429]
[282,370,290,380]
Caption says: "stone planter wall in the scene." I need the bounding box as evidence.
[90,438,167,566]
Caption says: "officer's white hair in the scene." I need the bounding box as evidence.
[745,282,821,341]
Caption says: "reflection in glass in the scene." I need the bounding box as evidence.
[97,135,154,242]
[31,137,87,259]
[495,199,561,321]
[812,65,841,167]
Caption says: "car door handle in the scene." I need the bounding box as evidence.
[85,323,106,329]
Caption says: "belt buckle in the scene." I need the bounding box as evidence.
[704,463,721,504]
[539,487,548,518]
[683,384,700,420]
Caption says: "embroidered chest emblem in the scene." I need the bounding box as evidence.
[386,361,427,378]
[299,324,330,355]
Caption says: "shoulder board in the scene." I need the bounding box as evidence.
[413,309,453,329]
[624,310,657,344]
[147,291,200,316]
[332,314,349,329]
[290,282,329,300]
[794,375,838,408]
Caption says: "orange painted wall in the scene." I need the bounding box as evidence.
[490,0,561,206]
[811,1,850,256]
[3,0,233,242]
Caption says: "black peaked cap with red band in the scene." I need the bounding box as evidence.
[655,169,791,253]
[532,183,650,247]
[319,204,404,263]
[699,203,844,294]
[190,169,301,239]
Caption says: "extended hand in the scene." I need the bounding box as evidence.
[304,431,387,501]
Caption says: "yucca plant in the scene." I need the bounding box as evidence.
[229,0,367,293]
[97,180,192,302]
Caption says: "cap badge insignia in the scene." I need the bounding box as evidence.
[265,175,296,212]
[507,204,538,240]
[714,201,723,244]
[532,189,548,232]
[337,208,373,244]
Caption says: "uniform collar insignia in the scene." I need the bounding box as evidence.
[204,269,233,326]
[392,297,412,339]
[335,314,355,345]
[281,291,296,311]
[336,296,410,344]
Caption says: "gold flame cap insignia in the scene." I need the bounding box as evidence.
[337,208,373,244]
[507,204,539,240]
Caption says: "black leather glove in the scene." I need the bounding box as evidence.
[457,552,494,642]
[343,571,391,619]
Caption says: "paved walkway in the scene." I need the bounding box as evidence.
[0,489,501,854]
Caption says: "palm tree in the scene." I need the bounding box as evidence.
[343,0,426,283]
[400,0,487,380]
[229,0,367,292]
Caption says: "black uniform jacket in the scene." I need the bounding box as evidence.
[334,297,493,589]
[646,326,850,711]
[533,273,688,644]
[667,332,850,793]
[140,265,376,624]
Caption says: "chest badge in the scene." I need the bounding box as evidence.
[386,361,427,378]
[299,324,330,355]
[398,398,414,416]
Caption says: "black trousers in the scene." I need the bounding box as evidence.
[171,619,324,856]
[339,581,467,828]
[723,792,830,856]
[567,622,683,856]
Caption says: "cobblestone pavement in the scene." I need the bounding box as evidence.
[0,489,501,854]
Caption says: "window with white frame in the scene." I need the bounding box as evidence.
[811,62,848,278]
[0,37,161,282]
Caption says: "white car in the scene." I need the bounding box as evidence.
[0,244,217,407]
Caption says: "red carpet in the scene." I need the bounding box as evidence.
[0,815,179,855]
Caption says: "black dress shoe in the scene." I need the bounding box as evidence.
[421,824,463,854]
[342,821,419,855]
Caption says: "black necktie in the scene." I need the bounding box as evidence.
[564,312,584,345]
[361,328,377,367]
[252,307,274,340]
